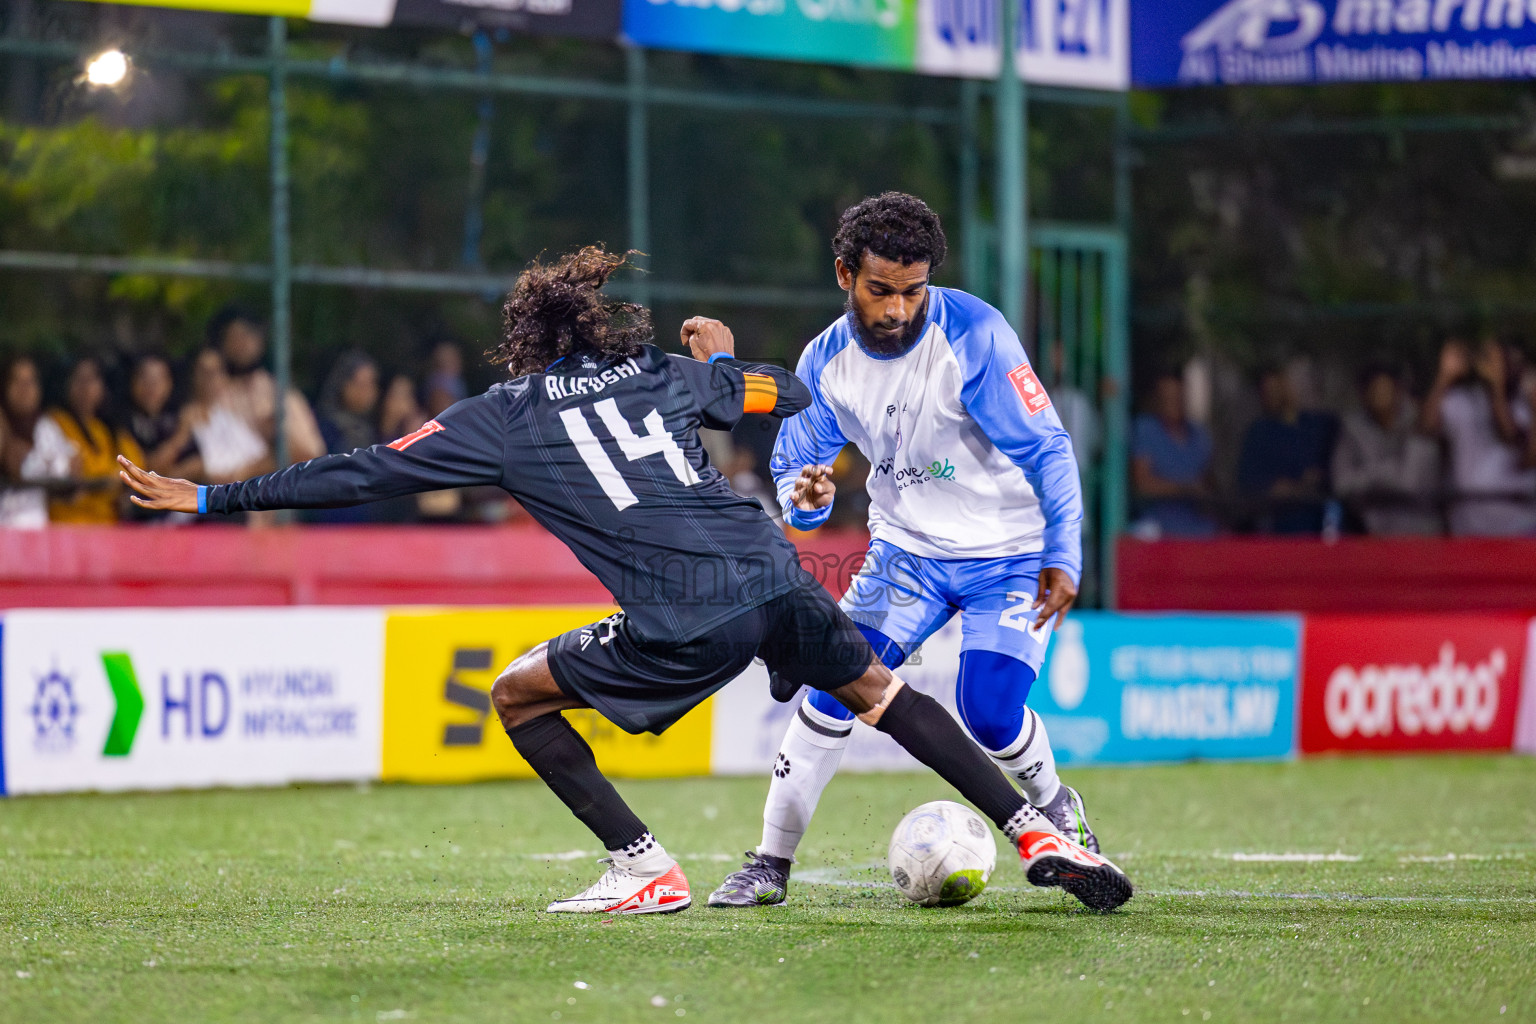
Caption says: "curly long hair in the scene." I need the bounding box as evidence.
[832,192,948,276]
[491,246,652,377]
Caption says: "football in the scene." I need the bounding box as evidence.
[887,800,999,907]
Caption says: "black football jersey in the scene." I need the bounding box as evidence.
[202,345,814,643]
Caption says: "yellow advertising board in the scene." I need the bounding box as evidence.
[72,0,391,24]
[381,607,714,783]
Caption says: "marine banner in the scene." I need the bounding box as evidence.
[1134,0,1536,88]
[0,608,385,795]
[380,607,713,783]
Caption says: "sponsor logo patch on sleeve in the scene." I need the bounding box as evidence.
[387,419,444,451]
[1006,363,1052,416]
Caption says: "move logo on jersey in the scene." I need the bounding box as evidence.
[1007,364,1053,416]
[387,419,443,451]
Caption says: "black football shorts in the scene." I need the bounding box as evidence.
[547,580,873,735]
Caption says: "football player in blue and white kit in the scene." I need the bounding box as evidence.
[710,193,1104,908]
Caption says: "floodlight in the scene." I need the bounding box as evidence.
[85,50,129,88]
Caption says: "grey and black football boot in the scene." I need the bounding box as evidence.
[1038,785,1100,854]
[707,851,792,907]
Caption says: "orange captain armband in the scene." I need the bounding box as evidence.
[742,372,779,414]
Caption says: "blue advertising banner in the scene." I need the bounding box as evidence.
[1033,613,1301,765]
[1133,0,1536,87]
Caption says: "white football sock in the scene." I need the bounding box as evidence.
[609,832,672,877]
[985,707,1062,809]
[758,697,854,861]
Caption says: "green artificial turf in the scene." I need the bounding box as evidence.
[1,756,1533,1023]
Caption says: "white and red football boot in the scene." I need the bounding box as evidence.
[546,859,691,915]
[1017,829,1133,912]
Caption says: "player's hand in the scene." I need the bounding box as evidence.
[1032,567,1078,631]
[792,464,836,511]
[1437,340,1470,383]
[117,455,199,513]
[1475,340,1507,391]
[681,316,735,362]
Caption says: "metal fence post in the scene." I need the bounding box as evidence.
[462,29,494,271]
[995,0,1027,338]
[268,15,292,474]
[1101,94,1134,609]
[959,77,982,298]
[626,46,650,309]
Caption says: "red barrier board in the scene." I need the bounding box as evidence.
[1119,537,1536,613]
[1300,615,1527,754]
[0,524,873,609]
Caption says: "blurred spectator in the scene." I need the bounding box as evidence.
[0,355,67,529]
[126,354,195,476]
[313,351,395,524]
[1236,366,1337,535]
[424,338,467,417]
[208,306,325,464]
[181,348,272,483]
[1049,339,1100,478]
[317,351,381,454]
[379,372,427,442]
[1332,365,1441,536]
[1131,372,1216,538]
[1421,337,1536,536]
[44,357,145,524]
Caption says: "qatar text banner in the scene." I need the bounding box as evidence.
[626,0,1129,89]
[1134,0,1536,88]
[1,608,385,795]
[1299,614,1526,755]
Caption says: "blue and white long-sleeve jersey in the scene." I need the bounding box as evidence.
[770,286,1083,581]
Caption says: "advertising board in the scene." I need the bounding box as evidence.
[70,0,620,32]
[1032,612,1300,764]
[710,613,968,775]
[1134,0,1536,88]
[712,611,1300,773]
[1517,618,1536,755]
[381,607,713,783]
[391,0,621,35]
[1,608,384,795]
[626,0,1128,88]
[1299,614,1527,754]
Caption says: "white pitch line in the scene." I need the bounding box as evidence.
[1225,852,1362,862]
[789,872,1536,904]
[1146,889,1536,905]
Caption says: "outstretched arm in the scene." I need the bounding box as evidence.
[121,393,508,514]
